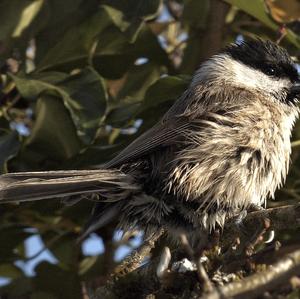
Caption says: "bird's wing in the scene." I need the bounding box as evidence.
[105,116,191,168]
[105,89,197,169]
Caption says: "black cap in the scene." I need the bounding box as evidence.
[224,39,298,83]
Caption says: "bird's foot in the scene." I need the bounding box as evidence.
[244,216,271,256]
[180,233,215,293]
[156,246,172,279]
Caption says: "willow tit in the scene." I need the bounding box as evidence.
[0,40,299,244]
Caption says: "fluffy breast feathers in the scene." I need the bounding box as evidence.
[164,88,298,230]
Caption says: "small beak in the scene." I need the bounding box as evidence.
[290,81,300,95]
[287,80,300,104]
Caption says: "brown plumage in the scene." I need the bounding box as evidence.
[0,40,299,244]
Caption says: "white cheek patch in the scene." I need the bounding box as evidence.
[192,54,291,95]
[228,58,290,93]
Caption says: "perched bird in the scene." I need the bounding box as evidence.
[0,39,299,246]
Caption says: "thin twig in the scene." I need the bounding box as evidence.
[112,229,165,279]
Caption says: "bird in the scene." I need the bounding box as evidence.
[0,39,299,247]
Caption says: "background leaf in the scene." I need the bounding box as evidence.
[0,130,20,173]
[25,95,81,161]
[0,0,300,298]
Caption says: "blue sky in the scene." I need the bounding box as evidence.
[0,231,142,286]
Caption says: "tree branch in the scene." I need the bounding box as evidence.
[93,203,300,299]
[221,203,300,249]
[112,229,165,278]
[180,0,230,73]
[204,247,300,299]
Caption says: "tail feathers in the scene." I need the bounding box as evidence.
[0,169,140,203]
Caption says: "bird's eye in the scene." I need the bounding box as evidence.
[266,67,276,76]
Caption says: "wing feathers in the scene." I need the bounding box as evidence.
[105,119,190,168]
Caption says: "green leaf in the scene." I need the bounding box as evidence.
[0,129,20,173]
[31,291,57,299]
[94,26,170,78]
[63,144,121,168]
[11,67,107,144]
[0,263,23,279]
[58,68,108,143]
[106,102,140,125]
[0,227,33,262]
[182,0,210,29]
[141,75,190,111]
[135,76,190,131]
[94,24,129,56]
[93,54,134,79]
[40,232,77,268]
[33,262,81,299]
[225,0,277,28]
[104,0,162,21]
[116,63,162,103]
[79,255,107,279]
[102,5,130,32]
[36,3,167,73]
[224,0,300,47]
[0,277,32,297]
[10,72,69,98]
[25,95,81,160]
[0,0,47,61]
[106,62,162,125]
[11,0,44,38]
[0,0,30,41]
[131,27,170,66]
[36,9,112,71]
[35,0,98,64]
[103,0,162,42]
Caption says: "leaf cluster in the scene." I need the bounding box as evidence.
[0,0,299,298]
